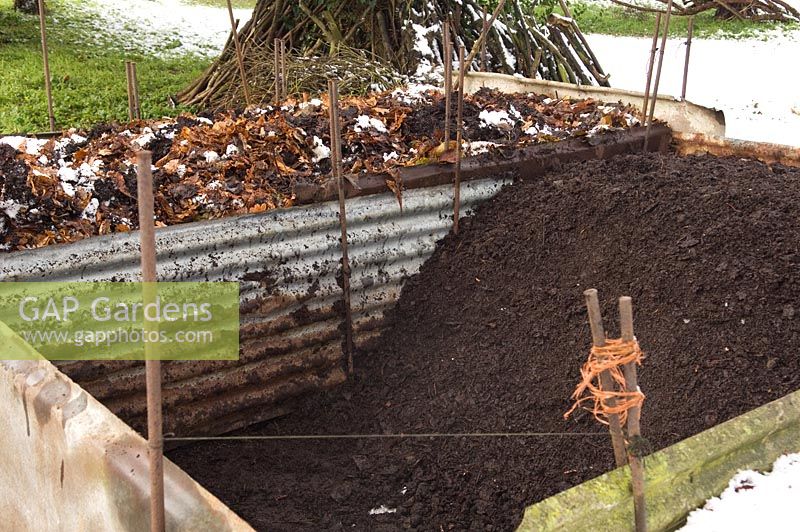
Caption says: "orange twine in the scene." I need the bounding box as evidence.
[564,338,645,426]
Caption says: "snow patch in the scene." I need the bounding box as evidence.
[58,0,254,59]
[0,200,22,219]
[353,115,388,133]
[311,136,331,163]
[466,141,500,155]
[479,109,515,129]
[680,453,800,531]
[0,136,48,156]
[299,98,323,109]
[81,198,100,220]
[368,505,397,516]
[392,83,439,104]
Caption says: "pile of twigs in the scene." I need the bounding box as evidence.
[221,45,405,109]
[177,0,610,109]
[610,0,799,21]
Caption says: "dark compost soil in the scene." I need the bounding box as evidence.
[169,152,800,531]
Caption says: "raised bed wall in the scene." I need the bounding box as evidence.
[517,386,800,531]
[0,322,252,531]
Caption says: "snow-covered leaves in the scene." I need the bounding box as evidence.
[0,88,639,251]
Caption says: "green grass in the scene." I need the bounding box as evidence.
[0,0,209,133]
[2,0,794,132]
[550,1,799,39]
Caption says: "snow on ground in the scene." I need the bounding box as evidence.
[583,0,800,12]
[585,31,800,146]
[679,453,800,531]
[55,0,253,58]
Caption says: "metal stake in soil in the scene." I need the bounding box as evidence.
[681,16,695,100]
[135,151,165,532]
[328,80,354,374]
[37,0,55,131]
[226,0,251,106]
[583,289,628,467]
[620,296,647,532]
[641,13,662,126]
[454,45,466,235]
[644,0,673,151]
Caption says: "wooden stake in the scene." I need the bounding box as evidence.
[274,39,281,104]
[135,151,165,532]
[37,0,55,131]
[641,13,662,125]
[125,61,135,122]
[328,80,354,375]
[644,0,672,151]
[131,62,141,120]
[464,0,506,69]
[532,49,543,76]
[620,296,647,532]
[681,16,694,100]
[443,21,452,146]
[583,289,628,468]
[280,38,288,98]
[226,0,251,106]
[480,6,488,72]
[454,45,466,235]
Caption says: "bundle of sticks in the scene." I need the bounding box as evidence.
[610,0,799,21]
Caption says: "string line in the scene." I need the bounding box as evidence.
[165,432,610,442]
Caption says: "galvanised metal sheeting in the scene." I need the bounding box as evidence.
[0,178,508,436]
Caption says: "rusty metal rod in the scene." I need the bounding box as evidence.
[644,0,673,151]
[37,0,55,131]
[443,21,452,146]
[327,80,354,374]
[620,296,647,532]
[641,13,662,125]
[136,151,165,532]
[583,289,628,468]
[454,45,466,235]
[681,16,694,100]
[227,0,251,106]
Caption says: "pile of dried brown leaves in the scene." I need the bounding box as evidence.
[0,88,640,252]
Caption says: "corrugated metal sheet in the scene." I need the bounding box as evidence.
[0,178,508,436]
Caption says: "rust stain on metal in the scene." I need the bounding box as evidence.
[674,133,800,168]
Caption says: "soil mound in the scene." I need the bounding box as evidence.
[170,152,800,531]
